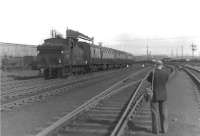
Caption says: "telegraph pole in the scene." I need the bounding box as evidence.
[191,43,197,58]
[176,47,178,58]
[146,39,149,60]
[181,45,183,58]
[171,48,174,57]
[149,51,151,58]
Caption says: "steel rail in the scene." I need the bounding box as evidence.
[110,70,150,136]
[185,65,200,73]
[1,68,150,111]
[113,94,144,136]
[1,68,130,102]
[183,68,200,89]
[35,68,152,136]
[1,67,133,97]
[35,81,141,136]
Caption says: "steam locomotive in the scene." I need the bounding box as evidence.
[37,29,135,79]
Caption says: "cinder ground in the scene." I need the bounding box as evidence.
[165,71,200,136]
[132,70,200,136]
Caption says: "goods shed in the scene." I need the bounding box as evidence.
[0,42,37,70]
[0,42,37,57]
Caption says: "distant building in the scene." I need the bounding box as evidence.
[0,42,37,57]
[0,42,38,70]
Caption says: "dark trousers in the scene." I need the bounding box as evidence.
[151,100,168,134]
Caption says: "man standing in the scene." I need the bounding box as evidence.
[147,60,170,134]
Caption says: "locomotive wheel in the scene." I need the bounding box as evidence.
[52,69,58,78]
[57,68,63,78]
[44,69,49,79]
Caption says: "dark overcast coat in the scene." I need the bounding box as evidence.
[147,68,170,102]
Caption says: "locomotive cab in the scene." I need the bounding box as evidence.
[37,37,67,79]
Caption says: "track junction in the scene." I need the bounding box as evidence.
[1,63,200,136]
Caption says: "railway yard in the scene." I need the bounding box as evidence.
[1,62,200,136]
[1,0,200,135]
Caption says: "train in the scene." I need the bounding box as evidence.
[37,29,135,79]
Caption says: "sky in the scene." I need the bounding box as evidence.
[0,0,200,56]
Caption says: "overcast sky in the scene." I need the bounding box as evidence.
[0,0,200,56]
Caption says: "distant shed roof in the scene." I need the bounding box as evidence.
[0,42,37,47]
[0,42,37,57]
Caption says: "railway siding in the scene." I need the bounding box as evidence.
[184,65,200,84]
[1,67,141,98]
[183,66,200,110]
[34,68,151,136]
[1,67,150,112]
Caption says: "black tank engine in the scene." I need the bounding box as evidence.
[37,29,135,79]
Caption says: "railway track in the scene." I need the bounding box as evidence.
[1,66,143,91]
[1,68,134,96]
[1,78,68,101]
[118,64,199,136]
[1,77,44,90]
[34,68,151,136]
[182,66,200,117]
[1,68,133,101]
[1,72,101,91]
[183,66,200,91]
[1,67,150,112]
[186,64,200,71]
[184,65,200,79]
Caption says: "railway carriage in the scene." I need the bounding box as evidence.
[37,29,135,79]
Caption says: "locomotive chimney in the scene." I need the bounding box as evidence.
[98,42,102,47]
[51,29,54,38]
[66,27,68,38]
